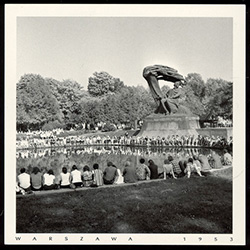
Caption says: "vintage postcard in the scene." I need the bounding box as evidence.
[5,4,245,245]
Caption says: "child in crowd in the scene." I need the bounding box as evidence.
[163,159,177,179]
[59,166,71,188]
[30,166,43,191]
[82,165,93,187]
[91,163,103,187]
[70,165,83,188]
[43,169,57,190]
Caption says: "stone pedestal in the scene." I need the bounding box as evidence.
[137,114,200,138]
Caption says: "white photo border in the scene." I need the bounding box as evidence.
[5,4,246,245]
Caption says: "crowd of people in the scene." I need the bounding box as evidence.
[16,132,233,150]
[16,149,232,195]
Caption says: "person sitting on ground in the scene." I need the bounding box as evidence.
[193,155,204,177]
[184,158,193,178]
[17,167,32,193]
[91,163,104,187]
[163,159,177,179]
[70,165,83,188]
[135,158,151,181]
[210,151,223,169]
[43,169,57,190]
[148,159,159,179]
[82,165,93,187]
[103,161,119,185]
[30,166,43,191]
[16,181,25,195]
[168,155,183,177]
[114,166,124,184]
[59,166,71,188]
[223,149,232,166]
[122,161,138,183]
[198,154,212,172]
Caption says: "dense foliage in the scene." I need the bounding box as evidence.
[16,71,232,131]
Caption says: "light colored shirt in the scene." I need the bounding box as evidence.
[60,172,70,186]
[18,172,31,189]
[71,169,82,183]
[43,173,55,186]
[92,169,104,186]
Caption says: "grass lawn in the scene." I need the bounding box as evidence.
[16,169,232,233]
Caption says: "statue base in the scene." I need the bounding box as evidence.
[137,113,200,138]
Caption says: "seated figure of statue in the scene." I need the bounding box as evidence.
[143,65,191,115]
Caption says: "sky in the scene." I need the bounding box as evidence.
[17,17,233,89]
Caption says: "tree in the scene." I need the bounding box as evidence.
[203,78,233,119]
[88,72,124,96]
[16,74,64,131]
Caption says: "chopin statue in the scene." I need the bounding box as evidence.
[143,65,191,115]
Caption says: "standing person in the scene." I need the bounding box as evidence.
[59,167,71,188]
[17,168,32,193]
[123,161,138,183]
[91,163,104,187]
[135,158,151,181]
[103,162,119,185]
[70,165,83,188]
[43,169,57,190]
[30,166,43,191]
[82,165,93,187]
[163,159,177,179]
[148,159,158,179]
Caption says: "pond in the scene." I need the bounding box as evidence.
[16,145,224,183]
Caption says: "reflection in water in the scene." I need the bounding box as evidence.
[16,145,222,183]
[17,145,217,159]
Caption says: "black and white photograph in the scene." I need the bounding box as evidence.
[5,4,245,245]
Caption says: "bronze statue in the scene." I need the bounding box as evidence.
[143,65,191,115]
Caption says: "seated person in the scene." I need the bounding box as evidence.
[17,167,32,193]
[123,161,138,183]
[135,158,151,181]
[92,163,104,187]
[163,159,177,179]
[193,155,204,177]
[30,166,43,191]
[43,169,57,190]
[223,149,232,165]
[70,165,83,188]
[82,165,93,187]
[59,166,71,188]
[148,159,158,179]
[185,158,204,178]
[114,167,124,184]
[168,155,183,177]
[103,162,119,185]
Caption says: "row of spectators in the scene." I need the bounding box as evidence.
[16,133,233,150]
[16,149,232,195]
